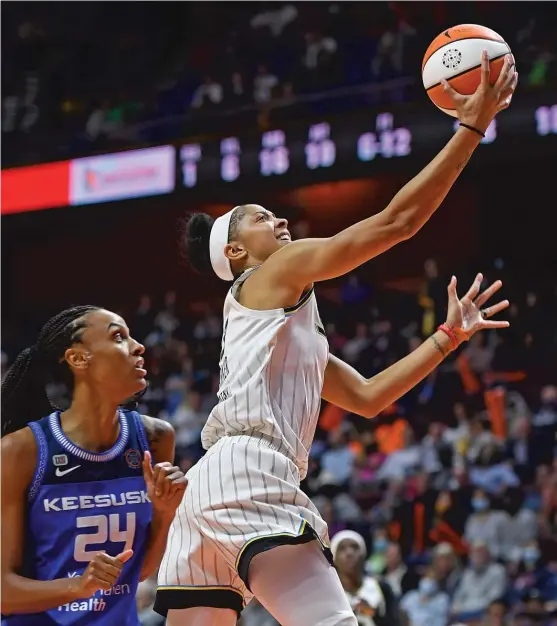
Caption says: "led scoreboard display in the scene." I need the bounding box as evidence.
[3,97,556,215]
[179,100,556,191]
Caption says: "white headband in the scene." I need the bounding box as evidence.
[209,207,239,282]
[330,530,367,561]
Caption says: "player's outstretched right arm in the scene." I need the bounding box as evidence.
[260,53,517,294]
[0,429,131,615]
[321,273,509,418]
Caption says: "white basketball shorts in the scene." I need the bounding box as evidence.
[154,434,332,617]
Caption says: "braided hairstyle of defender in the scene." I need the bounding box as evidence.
[1,306,101,437]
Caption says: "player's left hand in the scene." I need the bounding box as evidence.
[142,450,187,517]
[445,273,510,343]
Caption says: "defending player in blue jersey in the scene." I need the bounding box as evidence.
[0,306,187,625]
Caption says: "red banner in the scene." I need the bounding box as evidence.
[1,161,71,215]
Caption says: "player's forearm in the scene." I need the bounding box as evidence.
[0,573,81,614]
[360,330,456,418]
[382,126,482,233]
[139,511,174,582]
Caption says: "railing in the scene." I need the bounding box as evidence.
[108,77,418,145]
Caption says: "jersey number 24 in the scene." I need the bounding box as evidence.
[74,513,136,562]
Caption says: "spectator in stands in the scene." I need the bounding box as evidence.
[332,530,399,626]
[532,385,557,468]
[376,425,421,482]
[500,487,538,562]
[462,332,497,377]
[253,63,279,105]
[318,427,356,490]
[464,489,510,559]
[153,290,179,339]
[302,29,339,88]
[431,542,462,598]
[506,416,539,485]
[420,421,453,477]
[528,43,556,87]
[451,542,507,619]
[303,30,338,71]
[509,540,557,604]
[342,322,371,364]
[469,443,520,496]
[400,568,450,626]
[190,75,223,109]
[480,598,509,626]
[513,588,551,625]
[418,258,445,334]
[466,417,501,465]
[444,402,471,446]
[317,497,347,539]
[223,71,249,107]
[371,7,417,81]
[85,100,113,142]
[171,390,206,450]
[133,294,155,343]
[367,528,390,576]
[382,542,420,598]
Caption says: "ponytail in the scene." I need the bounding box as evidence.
[1,305,100,437]
[1,346,54,436]
[180,206,246,275]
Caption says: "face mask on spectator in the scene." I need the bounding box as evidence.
[374,537,388,552]
[419,578,438,596]
[471,497,489,512]
[523,547,540,564]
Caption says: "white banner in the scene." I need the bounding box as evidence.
[70,146,175,205]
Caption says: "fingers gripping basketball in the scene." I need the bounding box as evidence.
[422,24,515,116]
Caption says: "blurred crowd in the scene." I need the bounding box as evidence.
[3,255,557,626]
[3,1,556,166]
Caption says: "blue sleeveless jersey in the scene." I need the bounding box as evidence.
[3,409,152,626]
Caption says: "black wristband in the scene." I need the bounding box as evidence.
[459,122,485,138]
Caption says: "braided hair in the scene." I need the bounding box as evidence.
[1,306,101,437]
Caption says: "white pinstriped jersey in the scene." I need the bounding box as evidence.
[200,268,329,479]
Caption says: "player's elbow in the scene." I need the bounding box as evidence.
[391,211,420,240]
[352,383,387,420]
[383,205,424,241]
[1,603,16,616]
[349,391,380,420]
[358,405,380,420]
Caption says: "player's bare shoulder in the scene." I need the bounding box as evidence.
[140,415,175,462]
[1,427,38,492]
[237,245,313,312]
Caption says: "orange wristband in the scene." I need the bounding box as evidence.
[437,324,458,351]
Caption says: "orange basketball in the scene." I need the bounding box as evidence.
[422,24,514,117]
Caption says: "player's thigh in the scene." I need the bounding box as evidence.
[166,607,237,626]
[248,540,358,626]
